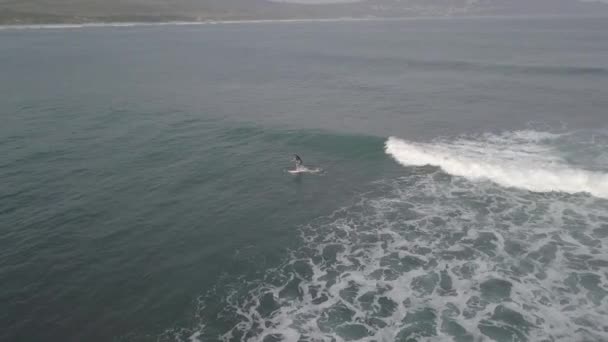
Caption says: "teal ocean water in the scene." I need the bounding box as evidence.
[1,17,608,342]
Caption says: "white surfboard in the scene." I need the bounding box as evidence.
[287,166,323,175]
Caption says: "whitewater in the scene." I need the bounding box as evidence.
[386,130,608,199]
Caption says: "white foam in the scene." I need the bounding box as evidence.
[185,171,608,342]
[0,17,384,31]
[385,130,608,199]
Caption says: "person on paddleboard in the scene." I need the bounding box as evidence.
[293,154,303,170]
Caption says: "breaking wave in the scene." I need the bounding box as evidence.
[386,130,608,199]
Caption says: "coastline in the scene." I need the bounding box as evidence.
[0,17,388,30]
[3,14,608,31]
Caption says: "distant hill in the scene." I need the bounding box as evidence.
[1,0,608,25]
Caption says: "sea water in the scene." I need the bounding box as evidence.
[1,17,608,342]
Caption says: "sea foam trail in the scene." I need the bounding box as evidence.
[385,131,608,199]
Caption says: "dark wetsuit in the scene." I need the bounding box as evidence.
[293,155,303,168]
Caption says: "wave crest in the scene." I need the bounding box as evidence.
[385,131,608,199]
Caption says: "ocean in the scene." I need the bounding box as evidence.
[1,16,608,342]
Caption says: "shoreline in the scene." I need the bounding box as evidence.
[0,17,379,30]
[1,14,607,31]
